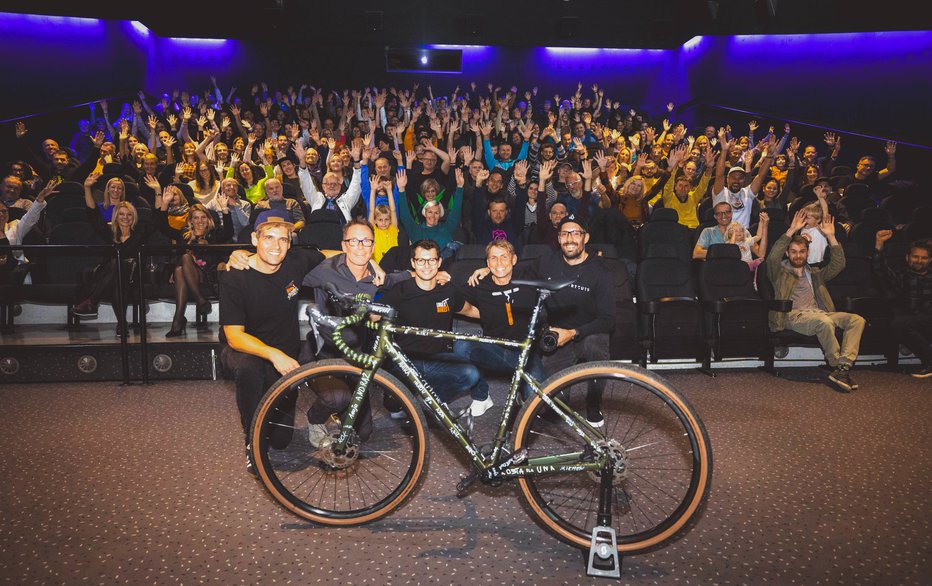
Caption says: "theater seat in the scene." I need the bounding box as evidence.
[637,254,709,369]
[698,244,771,363]
[638,208,692,262]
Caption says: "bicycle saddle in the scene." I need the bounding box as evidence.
[512,277,576,291]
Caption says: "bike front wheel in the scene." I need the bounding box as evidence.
[513,361,712,553]
[250,359,429,525]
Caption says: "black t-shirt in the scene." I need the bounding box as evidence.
[536,249,615,338]
[380,280,464,357]
[219,248,325,359]
[460,265,540,341]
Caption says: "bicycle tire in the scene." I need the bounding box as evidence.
[250,359,429,525]
[513,361,712,553]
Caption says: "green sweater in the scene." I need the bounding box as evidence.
[227,164,275,204]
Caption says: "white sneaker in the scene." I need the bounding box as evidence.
[470,397,494,417]
[308,423,333,449]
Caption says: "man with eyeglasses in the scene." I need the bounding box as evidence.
[379,240,482,410]
[693,201,769,260]
[298,142,362,223]
[303,219,416,353]
[536,216,615,427]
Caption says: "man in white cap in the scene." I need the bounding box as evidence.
[711,136,775,228]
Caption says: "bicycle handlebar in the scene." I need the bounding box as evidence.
[323,283,396,368]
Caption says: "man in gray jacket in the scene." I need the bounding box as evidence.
[766,209,865,392]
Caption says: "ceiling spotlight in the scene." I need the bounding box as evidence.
[420,55,428,65]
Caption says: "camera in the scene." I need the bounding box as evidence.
[540,329,559,353]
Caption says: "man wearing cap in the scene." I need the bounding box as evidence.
[219,211,325,472]
[712,136,774,229]
[535,216,615,427]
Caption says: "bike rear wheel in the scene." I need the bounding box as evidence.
[250,359,429,525]
[513,361,712,553]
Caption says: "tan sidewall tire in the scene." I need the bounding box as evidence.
[251,360,429,526]
[513,361,712,552]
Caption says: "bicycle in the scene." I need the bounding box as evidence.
[249,278,712,567]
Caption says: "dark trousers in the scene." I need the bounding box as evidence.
[892,312,932,366]
[542,333,611,419]
[453,340,546,399]
[86,258,135,324]
[220,345,293,447]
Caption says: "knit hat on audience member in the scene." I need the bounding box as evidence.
[254,209,295,232]
[727,166,747,177]
[558,214,588,233]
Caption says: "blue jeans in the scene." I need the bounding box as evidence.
[390,352,481,404]
[453,340,547,400]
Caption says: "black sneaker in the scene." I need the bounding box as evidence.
[245,445,258,477]
[827,368,854,393]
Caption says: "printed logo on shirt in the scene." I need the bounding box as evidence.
[491,229,508,242]
[436,297,450,313]
[285,281,299,300]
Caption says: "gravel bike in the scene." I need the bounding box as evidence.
[249,279,712,571]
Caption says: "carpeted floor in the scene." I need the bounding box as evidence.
[1,367,929,585]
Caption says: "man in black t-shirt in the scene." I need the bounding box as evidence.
[219,211,324,471]
[455,240,547,414]
[536,216,615,427]
[380,240,481,409]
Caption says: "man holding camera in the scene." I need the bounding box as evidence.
[535,216,615,427]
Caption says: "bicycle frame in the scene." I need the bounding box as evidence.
[330,289,609,478]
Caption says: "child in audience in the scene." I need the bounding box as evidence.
[800,193,830,264]
[726,221,762,269]
[368,176,399,263]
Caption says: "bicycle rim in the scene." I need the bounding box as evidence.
[513,362,712,553]
[251,360,429,525]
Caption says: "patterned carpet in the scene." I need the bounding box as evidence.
[1,367,929,584]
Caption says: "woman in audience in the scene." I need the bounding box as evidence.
[187,161,221,205]
[153,180,233,337]
[74,173,158,336]
[84,174,126,222]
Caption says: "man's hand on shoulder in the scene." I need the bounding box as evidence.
[225,249,252,271]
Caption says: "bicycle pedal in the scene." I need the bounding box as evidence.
[456,469,480,497]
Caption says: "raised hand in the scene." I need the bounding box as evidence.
[758,211,769,226]
[461,144,475,163]
[84,173,101,188]
[513,159,529,184]
[455,166,465,187]
[166,113,178,128]
[748,120,759,133]
[823,132,838,148]
[92,131,106,148]
[35,179,59,202]
[580,159,594,180]
[14,121,27,139]
[182,107,192,121]
[476,168,490,186]
[538,159,557,183]
[175,163,185,177]
[875,229,894,249]
[161,135,176,149]
[885,140,897,157]
[206,108,215,122]
[147,115,158,130]
[143,174,161,193]
[818,214,836,239]
[395,167,407,191]
[788,209,808,234]
[593,150,608,171]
